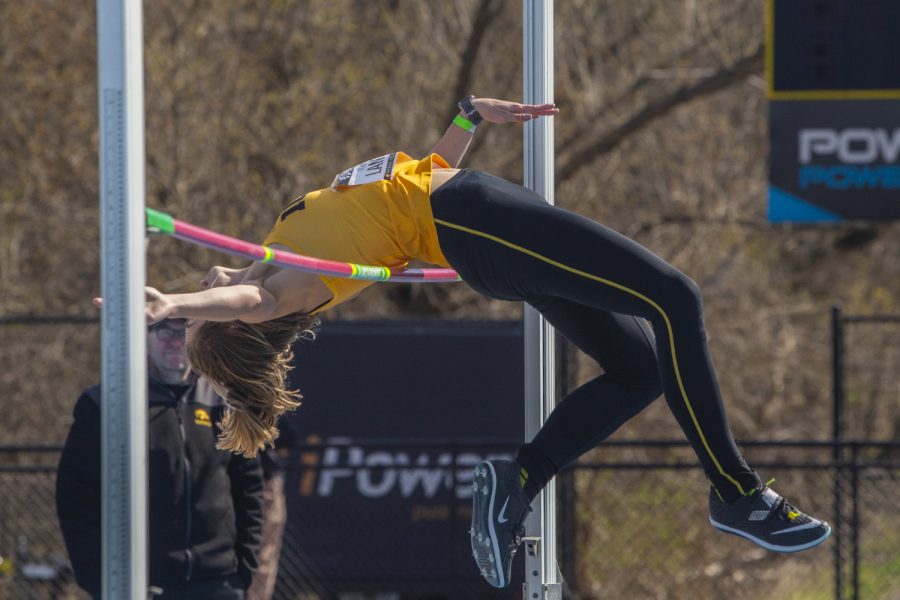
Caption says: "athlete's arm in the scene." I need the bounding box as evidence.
[96,267,324,325]
[428,97,559,166]
[142,284,277,324]
[428,109,475,168]
[148,266,326,324]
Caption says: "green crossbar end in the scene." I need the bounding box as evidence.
[145,207,175,235]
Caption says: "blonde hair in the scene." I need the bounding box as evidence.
[186,312,318,457]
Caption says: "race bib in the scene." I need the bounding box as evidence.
[331,153,398,190]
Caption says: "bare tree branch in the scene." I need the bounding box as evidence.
[593,4,658,63]
[626,214,767,240]
[446,0,506,122]
[557,42,764,184]
[593,0,751,120]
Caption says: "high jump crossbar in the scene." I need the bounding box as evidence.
[146,208,461,283]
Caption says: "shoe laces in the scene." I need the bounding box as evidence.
[745,478,777,498]
[752,479,810,524]
[775,498,810,524]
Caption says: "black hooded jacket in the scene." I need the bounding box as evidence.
[55,376,264,596]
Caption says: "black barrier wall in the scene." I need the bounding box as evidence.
[276,321,525,599]
[2,442,898,600]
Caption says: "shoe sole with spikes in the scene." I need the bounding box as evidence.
[469,460,529,589]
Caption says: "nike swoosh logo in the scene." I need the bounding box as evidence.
[498,497,511,524]
[771,522,821,535]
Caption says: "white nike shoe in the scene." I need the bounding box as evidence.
[709,483,831,552]
[469,459,531,588]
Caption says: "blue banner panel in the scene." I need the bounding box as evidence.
[276,320,524,600]
[768,100,900,222]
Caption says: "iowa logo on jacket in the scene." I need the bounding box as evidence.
[194,408,212,428]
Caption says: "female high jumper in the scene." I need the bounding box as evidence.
[101,95,830,589]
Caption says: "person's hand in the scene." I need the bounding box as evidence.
[470,98,559,124]
[93,287,174,325]
[201,265,241,289]
[144,287,173,325]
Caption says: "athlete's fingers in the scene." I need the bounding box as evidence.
[525,104,559,116]
[475,98,557,124]
[145,307,164,326]
[206,273,227,289]
[520,103,558,114]
[505,103,557,122]
[201,266,219,289]
[93,297,103,308]
[202,265,235,290]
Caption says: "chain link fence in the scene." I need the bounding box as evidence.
[567,441,899,600]
[2,441,897,600]
[831,311,900,600]
[833,310,900,442]
[2,312,896,599]
[0,450,81,600]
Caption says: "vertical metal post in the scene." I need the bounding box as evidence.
[97,1,148,598]
[832,306,844,451]
[831,306,844,600]
[523,1,559,598]
[850,443,860,600]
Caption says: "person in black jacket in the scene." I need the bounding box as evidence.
[55,318,264,599]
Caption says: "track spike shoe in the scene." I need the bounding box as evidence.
[709,483,831,552]
[470,459,531,588]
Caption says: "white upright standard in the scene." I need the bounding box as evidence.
[97,0,148,598]
[522,1,561,598]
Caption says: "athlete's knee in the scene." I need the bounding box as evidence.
[659,270,704,321]
[606,338,662,398]
[615,365,663,400]
[608,368,662,404]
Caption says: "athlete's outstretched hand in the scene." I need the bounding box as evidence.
[92,286,173,325]
[471,98,559,124]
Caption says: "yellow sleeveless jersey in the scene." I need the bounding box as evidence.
[263,152,451,314]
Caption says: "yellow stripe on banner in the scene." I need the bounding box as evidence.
[768,89,900,101]
[262,247,275,263]
[433,217,747,496]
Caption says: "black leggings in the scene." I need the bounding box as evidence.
[430,170,760,502]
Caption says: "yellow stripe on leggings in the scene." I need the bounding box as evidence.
[434,217,747,496]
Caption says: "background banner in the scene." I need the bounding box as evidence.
[766,0,900,222]
[769,100,900,222]
[276,320,525,600]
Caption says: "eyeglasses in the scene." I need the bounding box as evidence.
[152,327,185,341]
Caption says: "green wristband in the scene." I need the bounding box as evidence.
[453,114,477,133]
